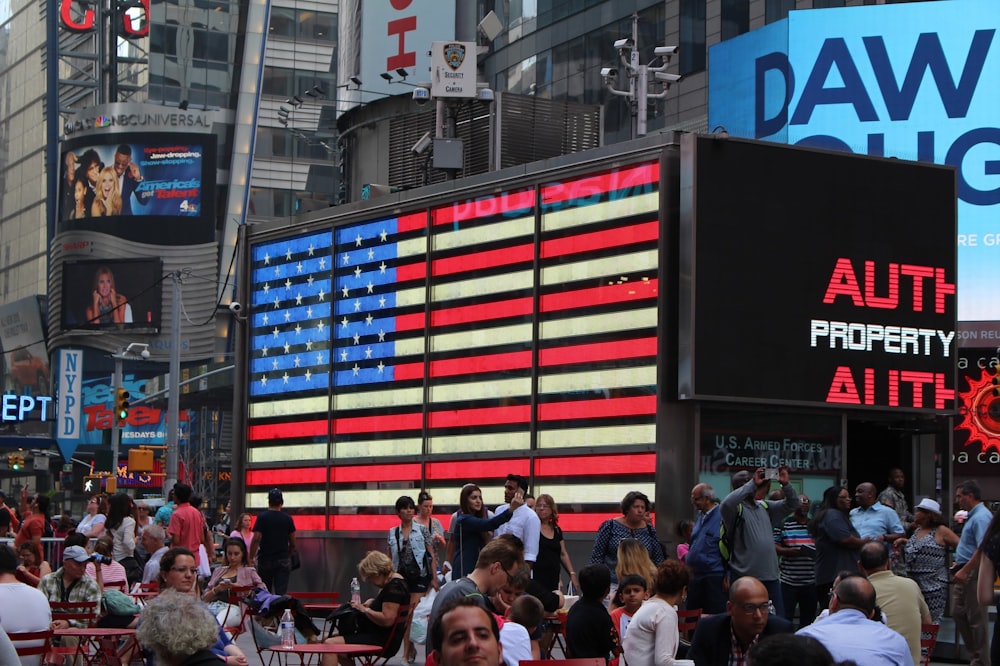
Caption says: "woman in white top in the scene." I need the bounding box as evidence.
[106,493,142,586]
[622,559,690,666]
[77,495,107,538]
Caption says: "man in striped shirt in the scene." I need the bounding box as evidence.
[774,494,816,629]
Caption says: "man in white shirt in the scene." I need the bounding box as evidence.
[0,544,51,666]
[141,524,169,584]
[494,474,541,567]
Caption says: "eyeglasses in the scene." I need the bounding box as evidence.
[535,503,550,509]
[738,601,773,616]
[170,567,197,574]
[501,566,516,584]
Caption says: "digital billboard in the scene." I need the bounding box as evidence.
[679,134,957,413]
[58,131,215,245]
[0,297,49,396]
[707,0,1000,335]
[61,258,163,331]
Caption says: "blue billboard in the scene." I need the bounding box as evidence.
[708,0,1000,340]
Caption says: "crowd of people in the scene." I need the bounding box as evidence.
[3,466,999,666]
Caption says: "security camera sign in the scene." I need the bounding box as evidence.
[431,41,477,98]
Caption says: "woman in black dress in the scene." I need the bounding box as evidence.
[322,551,409,666]
[533,493,578,592]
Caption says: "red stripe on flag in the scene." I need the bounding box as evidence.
[432,243,535,277]
[396,312,426,332]
[246,468,327,486]
[430,296,534,327]
[395,260,427,282]
[333,412,423,434]
[428,404,532,429]
[539,337,657,367]
[558,513,654,533]
[397,212,427,233]
[332,514,404,531]
[291,515,327,531]
[248,420,327,441]
[425,458,531,481]
[534,453,656,477]
[538,395,657,421]
[432,190,536,226]
[331,463,422,482]
[540,279,657,312]
[541,163,659,206]
[427,350,533,378]
[540,221,659,259]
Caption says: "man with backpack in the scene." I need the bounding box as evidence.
[720,466,798,617]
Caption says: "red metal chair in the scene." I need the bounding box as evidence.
[7,628,53,661]
[48,601,98,662]
[921,623,940,666]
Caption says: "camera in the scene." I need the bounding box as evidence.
[412,87,431,106]
[765,468,779,481]
[228,302,242,314]
[90,554,112,565]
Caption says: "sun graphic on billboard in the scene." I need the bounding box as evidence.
[957,367,1000,454]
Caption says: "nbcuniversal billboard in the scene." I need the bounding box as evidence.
[708,0,999,341]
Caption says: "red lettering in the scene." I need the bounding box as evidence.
[390,0,412,8]
[823,258,955,313]
[823,258,864,307]
[826,366,954,408]
[121,0,149,38]
[60,0,95,32]
[387,16,417,70]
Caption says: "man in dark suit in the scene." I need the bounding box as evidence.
[688,576,794,666]
[113,144,146,215]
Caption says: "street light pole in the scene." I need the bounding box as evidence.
[164,271,182,493]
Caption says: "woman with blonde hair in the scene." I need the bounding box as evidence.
[86,267,129,325]
[322,551,409,666]
[91,166,123,216]
[615,538,658,598]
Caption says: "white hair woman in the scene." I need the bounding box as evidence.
[137,590,222,666]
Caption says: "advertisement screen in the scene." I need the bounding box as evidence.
[61,258,163,331]
[59,131,215,244]
[708,0,1000,334]
[680,135,957,413]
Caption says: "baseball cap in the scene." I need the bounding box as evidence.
[268,488,284,504]
[63,545,90,562]
[915,498,941,515]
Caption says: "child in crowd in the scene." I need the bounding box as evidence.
[610,574,648,647]
[500,594,545,665]
[565,564,619,663]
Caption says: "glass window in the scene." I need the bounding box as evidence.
[269,8,295,37]
[299,11,335,42]
[814,0,846,6]
[262,68,293,96]
[765,0,795,23]
[721,0,749,40]
[680,0,706,74]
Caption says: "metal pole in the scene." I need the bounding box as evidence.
[111,355,122,475]
[637,65,648,137]
[164,271,181,492]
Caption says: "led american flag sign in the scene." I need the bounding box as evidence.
[246,160,663,532]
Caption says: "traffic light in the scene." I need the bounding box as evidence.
[116,388,130,424]
[7,453,23,471]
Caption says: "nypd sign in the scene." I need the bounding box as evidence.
[708,0,1000,334]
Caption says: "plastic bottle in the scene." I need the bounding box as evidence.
[351,576,361,605]
[280,608,295,648]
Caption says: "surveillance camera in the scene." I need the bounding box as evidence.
[412,131,432,156]
[477,88,495,103]
[140,349,151,360]
[654,46,678,57]
[600,67,618,79]
[229,302,243,313]
[654,72,682,84]
[412,87,431,106]
[613,38,634,50]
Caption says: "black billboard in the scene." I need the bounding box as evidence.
[58,131,216,245]
[679,134,958,413]
[61,258,163,332]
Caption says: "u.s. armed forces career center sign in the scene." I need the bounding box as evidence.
[701,430,841,474]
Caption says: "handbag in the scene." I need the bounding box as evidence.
[102,589,142,616]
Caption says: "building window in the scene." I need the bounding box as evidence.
[721,0,749,41]
[814,0,846,6]
[765,0,795,24]
[680,0,706,75]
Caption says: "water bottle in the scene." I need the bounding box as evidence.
[280,609,295,648]
[351,577,361,605]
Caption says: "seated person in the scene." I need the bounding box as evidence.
[501,594,545,666]
[15,541,52,587]
[566,564,618,662]
[322,551,408,666]
[85,535,128,588]
[137,590,225,666]
[611,574,647,649]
